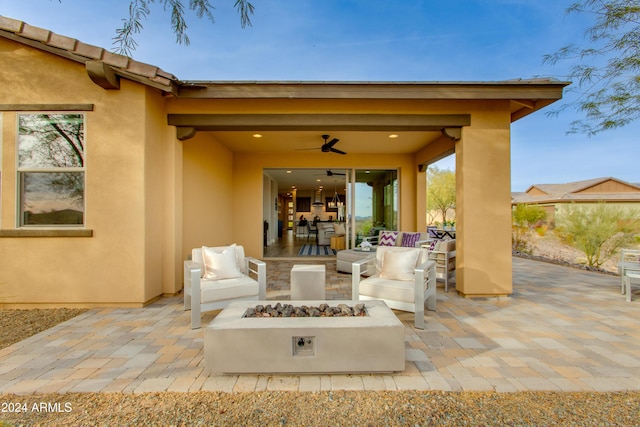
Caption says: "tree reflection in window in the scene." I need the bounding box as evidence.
[18,114,85,226]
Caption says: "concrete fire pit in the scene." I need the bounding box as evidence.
[204,300,405,374]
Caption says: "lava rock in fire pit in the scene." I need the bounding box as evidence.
[243,303,367,318]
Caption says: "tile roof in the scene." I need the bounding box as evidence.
[0,16,179,92]
[0,16,571,96]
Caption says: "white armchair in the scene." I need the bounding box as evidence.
[352,246,436,330]
[184,244,266,329]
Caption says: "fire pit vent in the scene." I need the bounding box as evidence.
[293,336,315,356]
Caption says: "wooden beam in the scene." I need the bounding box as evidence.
[176,126,197,141]
[0,229,93,238]
[86,60,120,90]
[0,104,94,111]
[168,114,471,131]
[441,127,462,141]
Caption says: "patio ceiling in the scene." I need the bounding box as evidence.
[207,130,443,154]
[224,130,437,192]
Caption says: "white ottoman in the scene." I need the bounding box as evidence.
[291,264,325,300]
[336,249,376,275]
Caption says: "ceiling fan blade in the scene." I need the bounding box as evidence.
[326,138,339,148]
[330,148,347,155]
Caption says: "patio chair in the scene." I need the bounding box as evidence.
[423,239,456,292]
[184,244,266,329]
[352,246,436,330]
[618,248,640,295]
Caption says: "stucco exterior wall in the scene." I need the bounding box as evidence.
[0,38,165,306]
[455,101,512,296]
[181,132,235,259]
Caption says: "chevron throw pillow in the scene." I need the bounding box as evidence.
[378,231,399,246]
[401,232,421,248]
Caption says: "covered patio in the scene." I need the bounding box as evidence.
[1,257,638,394]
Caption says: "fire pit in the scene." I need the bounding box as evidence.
[204,300,404,374]
[243,303,366,318]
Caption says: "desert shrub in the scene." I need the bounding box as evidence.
[555,203,640,267]
[512,204,547,253]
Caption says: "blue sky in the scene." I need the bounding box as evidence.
[2,0,638,191]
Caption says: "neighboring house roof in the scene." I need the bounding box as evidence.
[512,177,640,204]
[0,15,568,119]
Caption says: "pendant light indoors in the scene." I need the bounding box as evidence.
[312,188,324,206]
[328,187,343,209]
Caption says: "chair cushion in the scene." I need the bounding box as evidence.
[193,244,247,278]
[201,275,259,303]
[378,231,399,246]
[400,232,422,248]
[375,246,428,274]
[359,276,415,303]
[379,249,420,281]
[333,223,346,236]
[202,245,243,280]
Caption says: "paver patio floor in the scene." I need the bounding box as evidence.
[1,257,638,394]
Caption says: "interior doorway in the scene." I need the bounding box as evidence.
[264,168,398,257]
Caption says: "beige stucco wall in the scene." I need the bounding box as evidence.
[455,100,512,296]
[181,132,235,259]
[0,38,174,306]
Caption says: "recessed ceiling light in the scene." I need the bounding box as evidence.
[389,134,399,139]
[253,134,262,138]
[286,170,292,174]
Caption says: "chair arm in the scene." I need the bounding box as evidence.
[413,259,436,329]
[414,259,436,290]
[184,260,202,328]
[416,239,435,248]
[184,260,202,298]
[351,257,375,300]
[246,257,267,300]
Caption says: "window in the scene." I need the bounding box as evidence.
[17,113,85,226]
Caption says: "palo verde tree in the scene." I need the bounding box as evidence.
[555,202,640,267]
[110,0,255,56]
[426,166,456,224]
[544,0,640,134]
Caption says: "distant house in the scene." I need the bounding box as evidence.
[512,177,640,220]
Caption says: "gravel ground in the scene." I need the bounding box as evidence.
[2,260,640,426]
[0,390,639,426]
[0,308,87,350]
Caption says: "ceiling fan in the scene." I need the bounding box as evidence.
[314,170,346,177]
[298,135,347,155]
[320,135,346,155]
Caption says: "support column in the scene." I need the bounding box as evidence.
[455,115,512,296]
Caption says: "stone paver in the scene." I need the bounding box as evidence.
[1,258,639,394]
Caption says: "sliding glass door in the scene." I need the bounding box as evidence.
[347,169,398,248]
